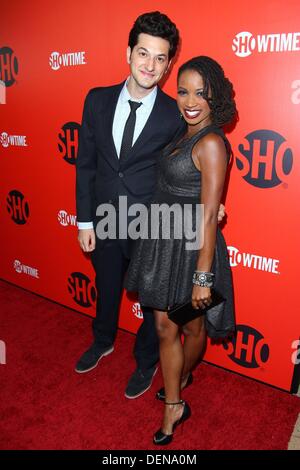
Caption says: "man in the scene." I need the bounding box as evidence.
[75,11,224,399]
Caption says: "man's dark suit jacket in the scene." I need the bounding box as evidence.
[76,81,184,225]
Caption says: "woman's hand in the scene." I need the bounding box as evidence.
[192,285,212,310]
[218,203,226,223]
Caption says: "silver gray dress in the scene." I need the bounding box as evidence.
[125,124,235,338]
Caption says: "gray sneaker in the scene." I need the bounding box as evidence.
[75,343,114,373]
[125,366,158,399]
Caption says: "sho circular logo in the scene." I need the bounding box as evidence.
[132,302,143,319]
[0,132,10,147]
[235,130,293,188]
[14,260,22,273]
[49,52,62,71]
[58,210,70,227]
[6,190,30,224]
[227,246,242,267]
[67,272,96,308]
[223,324,270,368]
[57,210,76,227]
[58,122,80,165]
[0,46,19,86]
[232,32,256,57]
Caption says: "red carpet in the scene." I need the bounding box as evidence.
[0,279,299,450]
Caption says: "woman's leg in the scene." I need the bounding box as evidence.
[181,315,206,384]
[154,310,185,434]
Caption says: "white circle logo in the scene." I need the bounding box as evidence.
[0,132,9,147]
[227,246,242,267]
[14,260,22,273]
[232,32,256,57]
[132,302,143,319]
[49,52,62,71]
[58,210,69,226]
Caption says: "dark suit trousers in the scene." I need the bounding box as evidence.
[91,237,159,372]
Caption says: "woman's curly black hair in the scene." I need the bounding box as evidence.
[178,56,237,127]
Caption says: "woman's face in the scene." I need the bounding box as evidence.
[177,69,212,130]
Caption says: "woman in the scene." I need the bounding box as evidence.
[125,56,237,445]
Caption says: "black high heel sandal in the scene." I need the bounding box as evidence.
[153,400,191,446]
[155,373,193,401]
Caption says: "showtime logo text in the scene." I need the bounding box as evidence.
[0,132,27,147]
[232,31,300,57]
[228,246,279,274]
[13,259,39,278]
[49,51,86,70]
[57,210,77,227]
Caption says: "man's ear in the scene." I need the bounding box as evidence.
[165,59,173,74]
[126,47,132,64]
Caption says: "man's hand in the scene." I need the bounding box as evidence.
[217,203,226,223]
[78,229,96,252]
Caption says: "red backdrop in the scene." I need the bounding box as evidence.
[1,0,300,391]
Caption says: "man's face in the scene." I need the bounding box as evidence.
[127,33,171,91]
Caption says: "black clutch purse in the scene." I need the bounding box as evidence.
[167,290,224,327]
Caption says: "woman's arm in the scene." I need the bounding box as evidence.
[191,133,228,309]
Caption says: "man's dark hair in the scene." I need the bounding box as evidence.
[128,11,179,60]
[178,56,237,127]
